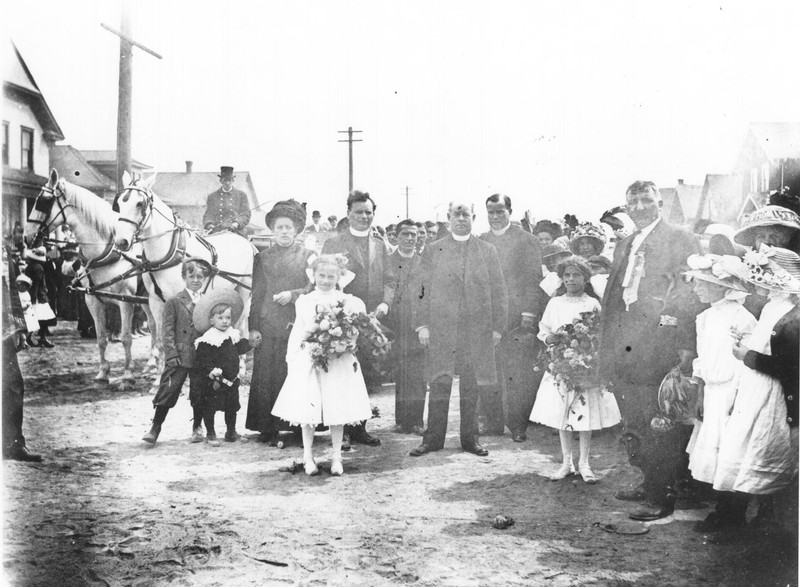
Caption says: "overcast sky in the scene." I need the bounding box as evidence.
[7,0,800,229]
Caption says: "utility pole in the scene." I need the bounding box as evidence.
[101,2,162,192]
[337,126,362,194]
[405,186,409,218]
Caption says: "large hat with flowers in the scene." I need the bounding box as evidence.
[542,241,573,263]
[684,254,749,292]
[733,205,800,247]
[264,199,306,232]
[192,288,245,334]
[569,222,607,255]
[719,245,800,294]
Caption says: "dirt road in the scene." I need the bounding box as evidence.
[3,322,797,586]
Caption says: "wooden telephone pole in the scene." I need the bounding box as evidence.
[337,126,362,194]
[101,2,162,191]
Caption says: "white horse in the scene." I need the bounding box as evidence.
[112,172,254,365]
[27,169,159,388]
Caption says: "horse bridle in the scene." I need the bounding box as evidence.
[116,184,155,245]
[29,184,74,247]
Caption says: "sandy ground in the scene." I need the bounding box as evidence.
[3,322,798,586]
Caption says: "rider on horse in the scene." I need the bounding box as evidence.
[202,166,250,236]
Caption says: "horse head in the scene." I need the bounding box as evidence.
[114,171,156,251]
[27,169,70,248]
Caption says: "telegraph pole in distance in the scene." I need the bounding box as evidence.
[337,126,362,194]
[101,2,162,192]
[405,186,409,218]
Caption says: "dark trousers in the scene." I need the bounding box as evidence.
[422,347,479,450]
[152,364,199,409]
[478,334,541,435]
[2,336,25,451]
[395,347,426,429]
[616,381,692,505]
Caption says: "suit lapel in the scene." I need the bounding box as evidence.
[345,232,365,271]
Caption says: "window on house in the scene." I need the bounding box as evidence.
[20,127,34,171]
[750,168,758,194]
[2,122,8,166]
[761,163,770,192]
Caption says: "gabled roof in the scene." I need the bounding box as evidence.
[152,171,264,228]
[50,145,116,193]
[675,181,703,221]
[81,150,153,171]
[748,123,800,161]
[659,187,684,224]
[696,174,742,223]
[4,41,64,141]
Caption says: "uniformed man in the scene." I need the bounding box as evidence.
[202,166,251,235]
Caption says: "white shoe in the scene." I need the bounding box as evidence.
[304,459,319,476]
[330,459,344,476]
[549,462,575,481]
[578,464,597,484]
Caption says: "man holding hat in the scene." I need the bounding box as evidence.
[203,166,251,236]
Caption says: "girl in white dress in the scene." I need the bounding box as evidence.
[530,257,620,483]
[272,254,373,476]
[682,255,756,531]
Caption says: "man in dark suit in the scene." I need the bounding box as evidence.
[203,166,251,235]
[410,201,508,457]
[599,180,703,521]
[479,194,545,441]
[321,190,396,446]
[387,219,426,434]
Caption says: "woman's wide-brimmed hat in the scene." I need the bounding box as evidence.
[25,247,47,263]
[192,288,245,334]
[533,219,563,239]
[15,274,32,287]
[569,222,607,255]
[683,254,749,292]
[542,241,573,263]
[733,205,800,247]
[264,199,306,232]
[718,245,800,294]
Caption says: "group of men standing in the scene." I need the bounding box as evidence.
[328,181,702,522]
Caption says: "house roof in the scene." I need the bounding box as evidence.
[4,41,64,142]
[2,166,50,198]
[659,187,684,224]
[50,145,116,194]
[152,171,265,229]
[675,181,703,221]
[748,122,800,161]
[80,150,153,171]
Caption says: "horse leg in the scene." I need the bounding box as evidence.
[235,287,251,379]
[118,302,135,391]
[141,302,160,375]
[86,296,110,385]
[147,297,166,390]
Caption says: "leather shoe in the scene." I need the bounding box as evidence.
[350,428,381,446]
[628,501,674,521]
[463,443,489,456]
[4,445,42,462]
[615,484,647,502]
[409,443,434,457]
[341,433,351,452]
[411,425,426,436]
[512,433,527,443]
[38,336,54,348]
[142,425,161,444]
[693,512,745,533]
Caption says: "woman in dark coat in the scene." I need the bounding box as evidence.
[24,247,56,348]
[245,200,313,444]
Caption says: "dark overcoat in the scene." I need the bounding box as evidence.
[202,187,251,233]
[599,219,702,385]
[414,235,508,385]
[162,290,201,367]
[480,224,545,331]
[387,250,425,354]
[321,230,396,312]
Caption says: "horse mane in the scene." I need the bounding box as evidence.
[61,181,118,237]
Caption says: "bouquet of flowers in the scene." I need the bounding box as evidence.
[302,301,392,372]
[545,309,602,393]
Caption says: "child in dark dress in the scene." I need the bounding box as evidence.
[193,290,251,447]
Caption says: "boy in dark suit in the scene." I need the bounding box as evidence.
[142,260,210,445]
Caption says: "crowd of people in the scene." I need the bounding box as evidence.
[4,176,800,536]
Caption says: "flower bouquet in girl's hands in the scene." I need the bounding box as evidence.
[302,300,360,372]
[546,309,603,394]
[350,311,393,361]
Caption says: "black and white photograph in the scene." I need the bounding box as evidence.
[3,1,799,585]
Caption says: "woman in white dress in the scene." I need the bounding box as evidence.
[272,254,372,476]
[530,257,620,483]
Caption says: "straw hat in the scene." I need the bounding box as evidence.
[683,254,749,292]
[25,247,47,263]
[192,289,245,334]
[542,241,573,264]
[733,205,800,247]
[719,245,800,295]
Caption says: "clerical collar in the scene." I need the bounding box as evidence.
[491,223,511,236]
[397,250,415,258]
[452,232,470,242]
[349,227,370,238]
